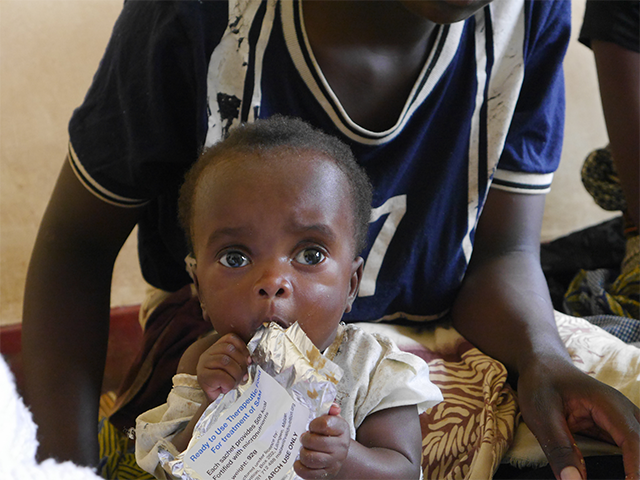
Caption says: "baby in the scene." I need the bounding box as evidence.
[135,116,442,479]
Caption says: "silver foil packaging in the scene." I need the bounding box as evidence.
[159,322,343,480]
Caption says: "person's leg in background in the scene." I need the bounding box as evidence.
[591,39,640,234]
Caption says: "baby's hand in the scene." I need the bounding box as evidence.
[294,403,350,479]
[197,333,252,402]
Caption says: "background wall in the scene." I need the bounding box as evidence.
[1,0,141,327]
[0,0,618,327]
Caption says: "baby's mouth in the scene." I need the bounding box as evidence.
[263,316,291,329]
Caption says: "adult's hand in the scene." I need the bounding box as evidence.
[517,357,640,480]
[452,189,639,480]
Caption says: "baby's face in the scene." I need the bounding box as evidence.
[191,148,363,351]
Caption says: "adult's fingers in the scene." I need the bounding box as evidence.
[582,392,640,480]
[552,379,640,480]
[521,369,640,480]
[519,385,586,480]
[530,413,585,480]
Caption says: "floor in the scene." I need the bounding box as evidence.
[0,0,618,327]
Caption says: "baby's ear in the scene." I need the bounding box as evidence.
[186,255,210,322]
[185,254,197,282]
[344,256,364,313]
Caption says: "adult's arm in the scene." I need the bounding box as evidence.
[22,158,142,466]
[592,39,639,228]
[451,188,640,480]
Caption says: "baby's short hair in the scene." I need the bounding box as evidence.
[179,115,373,255]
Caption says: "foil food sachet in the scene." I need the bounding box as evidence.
[159,322,343,480]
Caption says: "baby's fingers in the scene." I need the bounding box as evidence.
[202,334,250,371]
[197,334,251,398]
[308,413,348,437]
[296,416,350,479]
[295,431,348,479]
[294,465,326,480]
[297,448,335,470]
[210,333,251,365]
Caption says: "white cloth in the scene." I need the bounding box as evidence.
[503,312,640,468]
[135,323,442,476]
[324,323,443,439]
[136,374,206,479]
[0,355,102,480]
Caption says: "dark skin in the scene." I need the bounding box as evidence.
[303,0,492,129]
[591,39,639,228]
[452,189,640,480]
[22,159,141,464]
[21,1,640,477]
[302,1,438,131]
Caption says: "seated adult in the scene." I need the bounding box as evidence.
[21,1,639,479]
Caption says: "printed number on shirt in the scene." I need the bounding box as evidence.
[359,195,407,297]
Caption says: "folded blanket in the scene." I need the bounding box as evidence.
[503,312,639,469]
[357,311,640,479]
[355,322,518,480]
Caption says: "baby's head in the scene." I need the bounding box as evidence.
[179,116,372,350]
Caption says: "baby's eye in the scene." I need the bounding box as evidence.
[219,251,250,268]
[295,247,325,266]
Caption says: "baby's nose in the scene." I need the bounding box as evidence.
[257,283,290,298]
[254,265,292,299]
